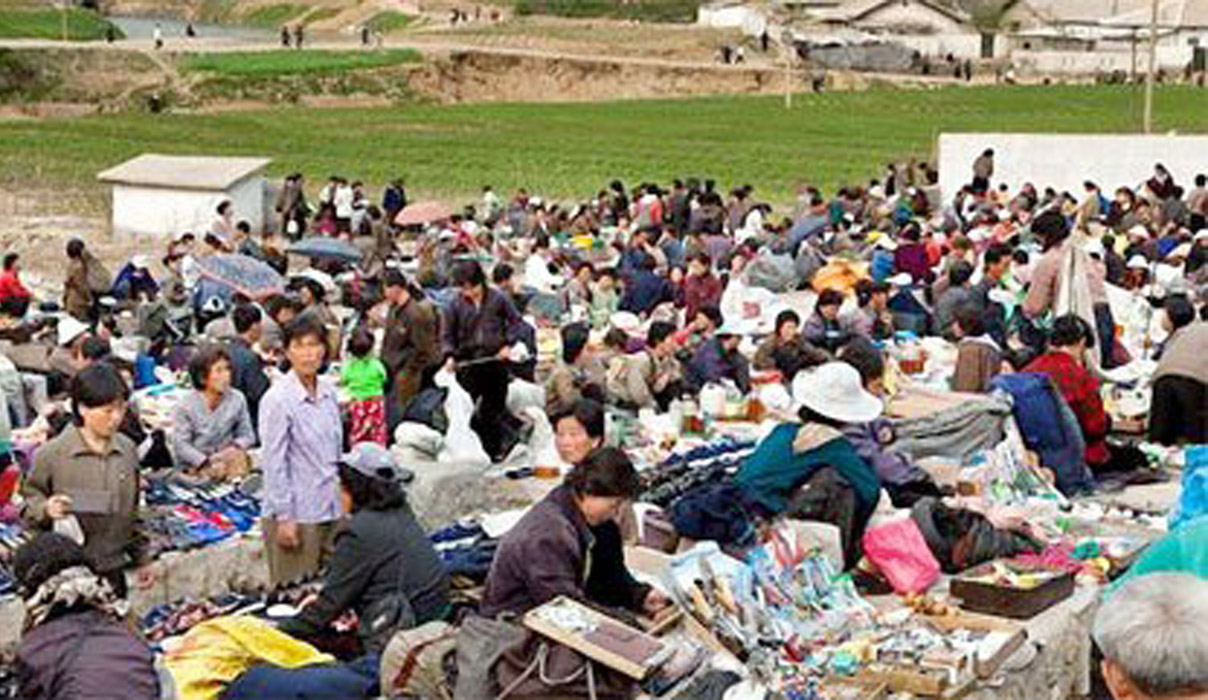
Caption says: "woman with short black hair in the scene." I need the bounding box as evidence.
[279,443,450,654]
[172,344,255,477]
[21,364,141,596]
[482,445,667,618]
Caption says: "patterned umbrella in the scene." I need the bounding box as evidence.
[195,254,285,302]
[288,237,362,263]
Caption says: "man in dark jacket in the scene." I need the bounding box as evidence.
[229,304,270,436]
[380,270,442,432]
[442,261,525,462]
[685,325,751,393]
[619,252,673,316]
[382,178,407,225]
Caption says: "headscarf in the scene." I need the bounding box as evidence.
[23,565,128,630]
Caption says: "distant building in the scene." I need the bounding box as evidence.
[98,154,271,238]
[698,1,769,35]
[808,0,975,35]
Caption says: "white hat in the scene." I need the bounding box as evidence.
[296,267,336,293]
[131,254,151,270]
[1195,229,1208,241]
[1127,255,1150,270]
[1167,242,1192,260]
[202,296,227,315]
[872,234,898,251]
[791,362,883,424]
[1083,238,1105,258]
[57,316,89,346]
[1128,224,1151,240]
[610,311,642,337]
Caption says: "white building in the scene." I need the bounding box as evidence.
[938,133,1208,201]
[800,0,987,58]
[97,154,271,238]
[809,0,974,35]
[698,1,769,35]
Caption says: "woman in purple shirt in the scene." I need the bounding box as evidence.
[258,316,344,586]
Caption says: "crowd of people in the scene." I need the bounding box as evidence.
[0,150,1205,699]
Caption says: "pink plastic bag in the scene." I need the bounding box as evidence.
[862,518,940,595]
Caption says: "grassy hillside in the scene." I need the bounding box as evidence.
[513,0,702,23]
[0,7,124,41]
[180,49,422,77]
[0,85,1204,205]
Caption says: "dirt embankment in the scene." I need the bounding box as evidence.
[1,45,841,115]
[410,50,799,103]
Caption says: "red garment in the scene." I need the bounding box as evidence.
[1024,351,1109,466]
[683,273,722,321]
[0,270,30,304]
[348,397,387,446]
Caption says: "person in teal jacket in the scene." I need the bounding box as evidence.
[736,362,883,566]
[1109,515,1208,596]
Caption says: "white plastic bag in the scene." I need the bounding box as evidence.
[433,368,490,467]
[392,422,445,465]
[506,378,546,417]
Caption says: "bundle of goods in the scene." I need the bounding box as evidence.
[640,438,756,508]
[139,475,260,557]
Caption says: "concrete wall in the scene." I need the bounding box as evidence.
[1010,45,1196,74]
[938,133,1208,200]
[111,176,266,238]
[893,32,993,59]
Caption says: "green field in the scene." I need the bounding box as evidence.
[0,8,123,41]
[179,49,422,77]
[366,11,417,33]
[0,85,1204,206]
[514,0,702,22]
[242,3,306,26]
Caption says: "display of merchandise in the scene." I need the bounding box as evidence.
[139,475,261,557]
[641,438,756,507]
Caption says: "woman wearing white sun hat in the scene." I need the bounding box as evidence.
[735,362,883,567]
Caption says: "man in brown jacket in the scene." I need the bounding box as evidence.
[380,269,441,432]
[21,364,141,596]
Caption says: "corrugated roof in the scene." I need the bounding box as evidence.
[811,0,971,25]
[97,154,272,190]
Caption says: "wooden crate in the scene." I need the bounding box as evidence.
[524,596,670,680]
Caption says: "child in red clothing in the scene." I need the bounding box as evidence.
[340,327,388,446]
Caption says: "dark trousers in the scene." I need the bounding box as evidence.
[457,359,511,462]
[1150,375,1207,446]
[787,468,872,570]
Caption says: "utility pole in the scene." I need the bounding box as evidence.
[1143,0,1159,133]
[60,1,68,42]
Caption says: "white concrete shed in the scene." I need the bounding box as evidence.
[98,154,271,238]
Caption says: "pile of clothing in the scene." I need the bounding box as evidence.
[139,475,260,557]
[140,581,323,643]
[0,522,32,599]
[640,438,757,508]
[429,521,498,584]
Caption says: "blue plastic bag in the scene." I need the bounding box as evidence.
[1170,446,1208,531]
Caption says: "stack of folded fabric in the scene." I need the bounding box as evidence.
[640,438,756,508]
[139,475,261,557]
[429,521,499,584]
